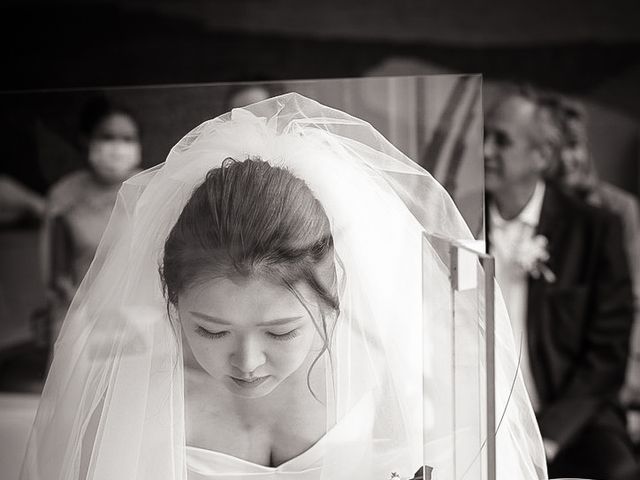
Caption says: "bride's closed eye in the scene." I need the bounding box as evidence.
[194,326,300,341]
[267,329,300,341]
[195,326,229,339]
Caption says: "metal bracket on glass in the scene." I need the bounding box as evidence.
[425,233,495,480]
[450,240,496,480]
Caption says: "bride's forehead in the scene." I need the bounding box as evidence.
[181,276,309,314]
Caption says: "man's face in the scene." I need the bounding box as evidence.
[484,96,546,194]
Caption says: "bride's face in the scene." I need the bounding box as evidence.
[178,276,322,398]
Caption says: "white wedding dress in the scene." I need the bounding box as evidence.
[186,394,375,480]
[21,93,547,480]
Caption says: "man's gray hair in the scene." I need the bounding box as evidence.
[495,83,565,178]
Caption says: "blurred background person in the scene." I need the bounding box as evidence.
[224,80,285,110]
[42,96,142,348]
[550,95,640,444]
[484,85,638,479]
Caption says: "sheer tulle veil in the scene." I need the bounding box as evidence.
[21,93,547,479]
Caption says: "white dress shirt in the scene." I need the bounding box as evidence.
[489,181,546,412]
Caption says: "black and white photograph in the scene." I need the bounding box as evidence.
[1,2,639,480]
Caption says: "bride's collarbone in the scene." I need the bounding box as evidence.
[187,404,327,467]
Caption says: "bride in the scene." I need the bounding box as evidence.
[20,93,546,479]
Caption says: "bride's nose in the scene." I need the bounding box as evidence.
[230,335,267,374]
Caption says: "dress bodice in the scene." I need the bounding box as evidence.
[186,393,374,479]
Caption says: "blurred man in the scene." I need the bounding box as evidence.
[484,88,638,479]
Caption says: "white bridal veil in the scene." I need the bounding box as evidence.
[21,93,546,480]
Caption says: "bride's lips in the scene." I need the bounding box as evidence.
[229,375,270,388]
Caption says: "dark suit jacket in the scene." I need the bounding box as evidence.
[487,182,634,450]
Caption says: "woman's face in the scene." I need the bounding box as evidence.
[178,276,323,399]
[88,112,141,184]
[560,117,592,190]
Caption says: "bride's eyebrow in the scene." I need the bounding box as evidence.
[258,316,304,327]
[189,312,231,325]
[188,311,303,327]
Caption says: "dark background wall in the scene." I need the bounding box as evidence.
[1,2,638,92]
[2,1,639,98]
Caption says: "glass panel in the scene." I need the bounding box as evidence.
[0,76,487,480]
[0,74,485,365]
[1,74,484,234]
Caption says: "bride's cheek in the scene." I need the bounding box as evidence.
[307,328,326,352]
[273,338,310,369]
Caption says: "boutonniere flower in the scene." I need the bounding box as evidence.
[514,234,556,283]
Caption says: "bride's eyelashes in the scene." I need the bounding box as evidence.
[194,326,301,341]
[195,326,229,339]
[266,329,300,341]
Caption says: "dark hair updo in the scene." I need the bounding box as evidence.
[161,158,339,387]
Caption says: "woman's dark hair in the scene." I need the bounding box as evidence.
[223,81,286,110]
[160,157,339,397]
[79,94,140,139]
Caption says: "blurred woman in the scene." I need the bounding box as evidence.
[553,96,640,445]
[42,96,142,345]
